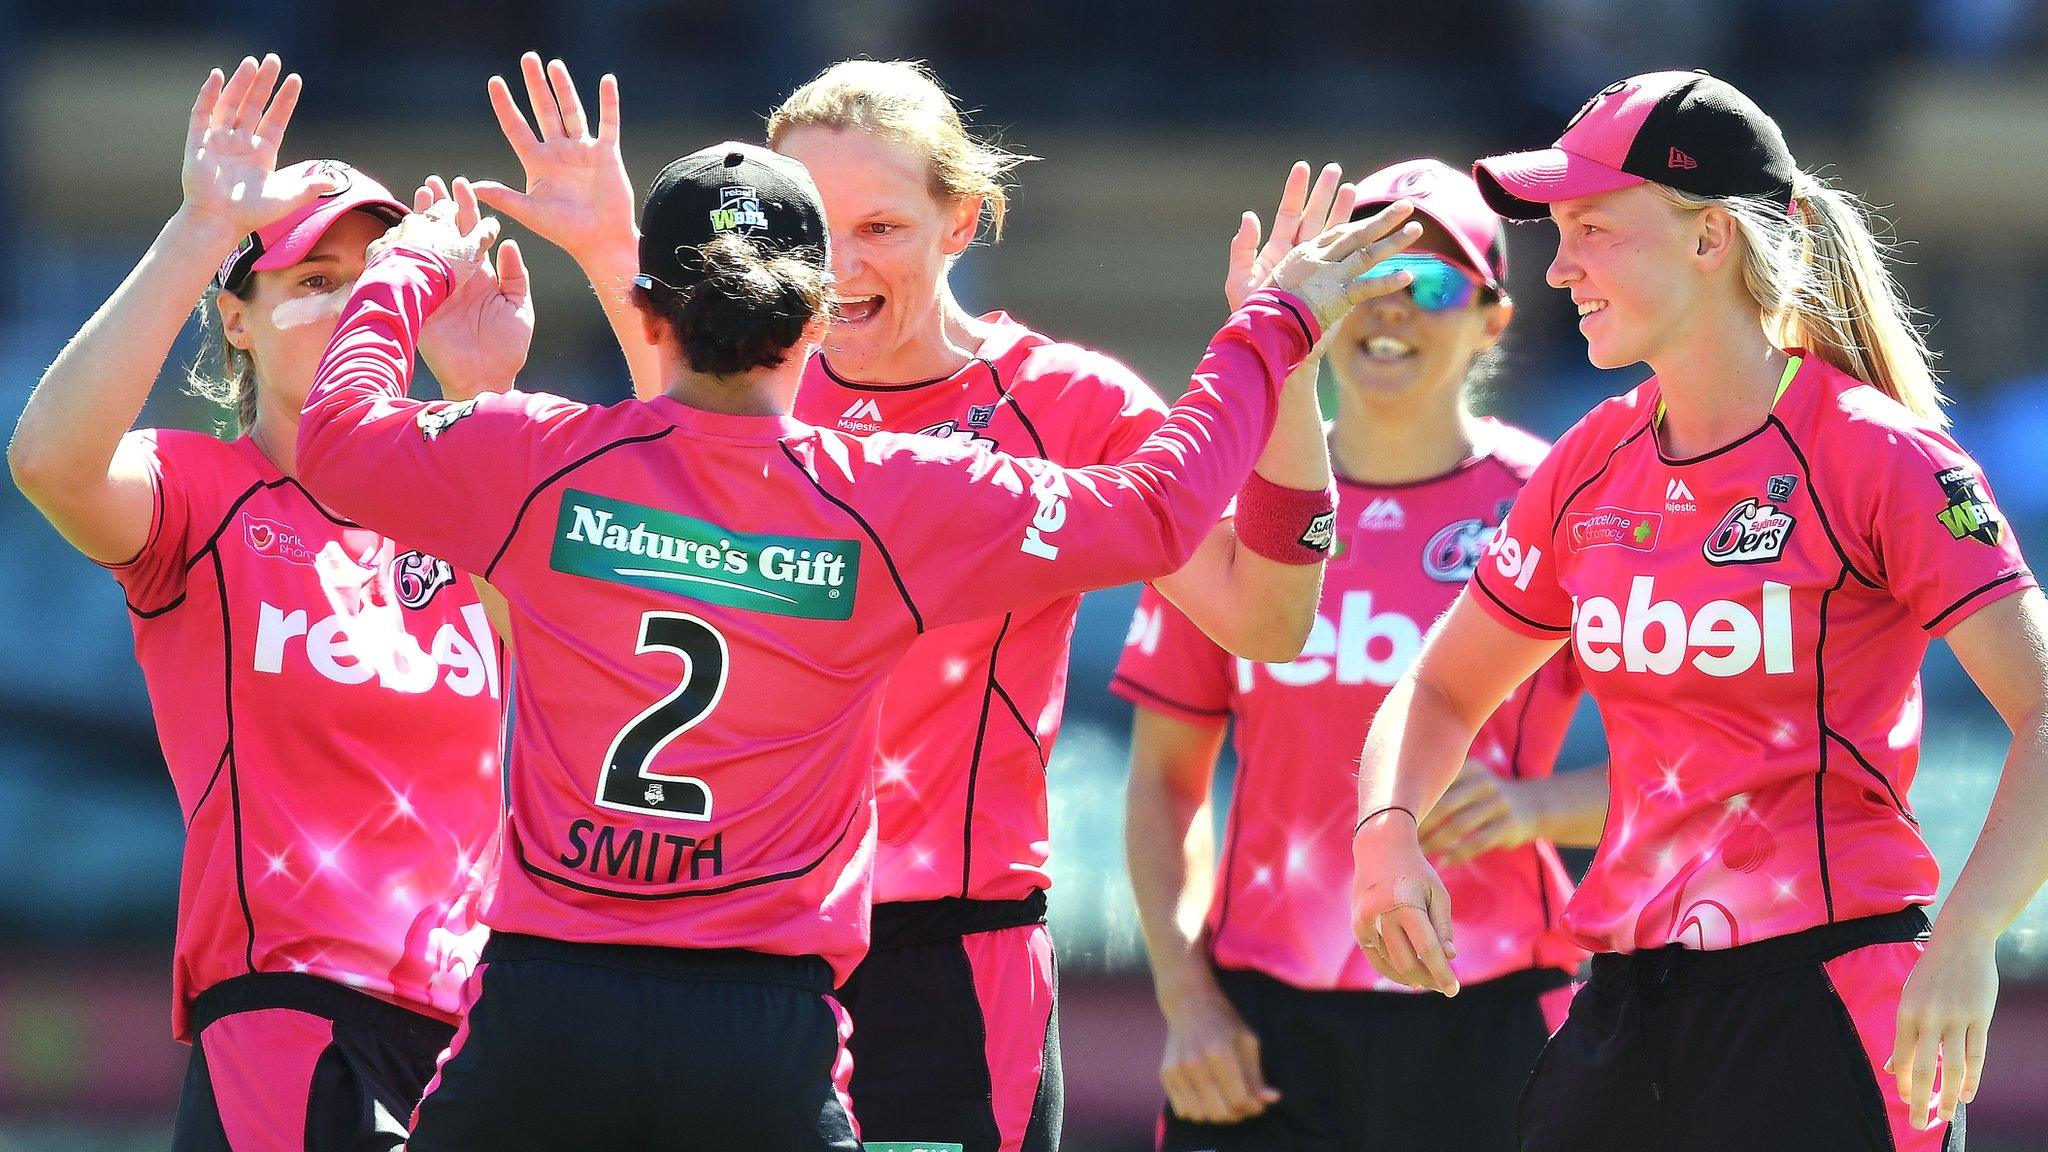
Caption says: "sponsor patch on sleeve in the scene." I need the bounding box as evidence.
[416,398,480,441]
[1935,466,2006,545]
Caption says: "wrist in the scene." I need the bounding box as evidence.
[166,205,248,261]
[1930,907,2005,950]
[573,233,642,278]
[1151,952,1221,1013]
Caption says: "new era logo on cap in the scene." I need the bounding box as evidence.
[1668,147,1698,170]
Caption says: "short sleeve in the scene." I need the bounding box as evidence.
[1109,586,1232,724]
[1468,442,1576,639]
[103,429,197,611]
[1871,429,2035,636]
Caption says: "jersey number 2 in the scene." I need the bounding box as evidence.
[596,612,727,821]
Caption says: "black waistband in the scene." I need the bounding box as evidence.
[1217,962,1574,1002]
[189,972,457,1049]
[1589,907,1931,993]
[870,891,1049,951]
[480,932,834,995]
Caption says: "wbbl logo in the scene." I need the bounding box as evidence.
[709,186,769,233]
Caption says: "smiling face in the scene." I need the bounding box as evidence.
[1324,217,1511,411]
[1546,183,1719,370]
[217,209,388,418]
[773,125,982,382]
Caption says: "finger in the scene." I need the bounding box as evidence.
[1436,816,1511,867]
[1396,907,1460,995]
[1325,213,1423,265]
[463,216,502,261]
[1377,914,1426,988]
[1961,1019,1988,1104]
[1203,1048,1262,1120]
[1906,1025,1941,1129]
[452,176,483,235]
[1427,876,1458,959]
[233,54,283,134]
[425,174,452,202]
[597,73,621,143]
[1327,181,1360,232]
[1344,266,1415,309]
[547,58,589,138]
[252,72,303,156]
[1183,1060,1235,1126]
[496,238,530,302]
[1298,162,1343,242]
[1257,161,1312,271]
[188,68,225,149]
[212,57,259,130]
[469,180,540,230]
[1159,1064,1199,1122]
[1888,1014,1918,1105]
[414,185,434,214]
[1234,1032,1281,1105]
[487,74,543,166]
[1936,1024,1969,1122]
[1431,796,1510,853]
[521,51,563,140]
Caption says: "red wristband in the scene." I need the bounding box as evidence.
[1235,472,1338,565]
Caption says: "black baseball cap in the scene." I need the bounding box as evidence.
[636,141,828,293]
[1473,70,1799,220]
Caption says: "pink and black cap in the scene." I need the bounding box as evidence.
[1348,158,1508,290]
[636,142,828,295]
[1473,70,1798,221]
[213,159,406,294]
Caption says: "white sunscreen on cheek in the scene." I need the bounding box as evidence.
[269,286,349,331]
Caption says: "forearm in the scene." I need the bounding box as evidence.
[11,208,237,485]
[1126,762,1220,1007]
[1358,673,1487,822]
[576,237,664,400]
[1931,714,2048,945]
[1524,764,1610,849]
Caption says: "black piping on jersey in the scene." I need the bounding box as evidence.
[960,613,1015,896]
[516,798,861,900]
[212,549,260,973]
[1110,675,1232,720]
[985,358,1051,458]
[817,356,961,393]
[186,744,231,832]
[1548,420,1653,538]
[1475,577,1571,634]
[993,680,1046,769]
[1924,571,2028,633]
[1766,418,1878,589]
[1813,568,1849,923]
[482,427,677,578]
[1828,731,1913,822]
[124,478,271,619]
[776,441,925,632]
[1653,417,1775,467]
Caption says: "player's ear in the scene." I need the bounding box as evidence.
[940,193,983,257]
[217,289,254,351]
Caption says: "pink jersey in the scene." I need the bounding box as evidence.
[1472,354,2034,954]
[296,245,1318,982]
[1113,421,1587,990]
[792,316,1168,905]
[103,430,502,1040]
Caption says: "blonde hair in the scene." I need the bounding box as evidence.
[186,287,258,434]
[767,60,1035,242]
[1654,175,1946,425]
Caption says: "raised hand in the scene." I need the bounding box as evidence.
[180,54,337,240]
[416,176,534,400]
[472,54,636,265]
[1225,161,1360,312]
[1270,201,1423,332]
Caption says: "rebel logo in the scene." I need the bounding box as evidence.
[244,514,318,566]
[1565,507,1662,554]
[1702,498,1794,565]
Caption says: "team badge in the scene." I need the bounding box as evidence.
[393,549,457,609]
[913,420,997,451]
[1702,497,1795,565]
[1934,466,2005,545]
[1423,517,1494,581]
[417,398,480,440]
[709,186,769,233]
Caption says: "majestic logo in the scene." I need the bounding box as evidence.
[1358,497,1406,531]
[1703,498,1795,565]
[552,490,859,620]
[1668,147,1699,170]
[417,398,480,441]
[838,397,885,433]
[1566,507,1662,553]
[253,600,500,698]
[1019,469,1071,561]
[244,514,319,566]
[1573,576,1794,677]
[1240,591,1422,690]
[1664,478,1698,514]
[1301,512,1337,555]
[967,404,997,429]
[1934,466,2006,545]
[393,549,457,609]
[708,186,769,233]
[1423,517,1496,581]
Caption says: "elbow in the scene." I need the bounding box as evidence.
[7,429,64,505]
[1216,608,1313,664]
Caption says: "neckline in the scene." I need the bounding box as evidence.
[1653,354,1804,466]
[650,395,809,441]
[813,311,1029,393]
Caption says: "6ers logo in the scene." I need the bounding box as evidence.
[1423,500,1514,583]
[1703,498,1795,565]
[393,550,457,608]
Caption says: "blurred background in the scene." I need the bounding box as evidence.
[4,0,2048,1148]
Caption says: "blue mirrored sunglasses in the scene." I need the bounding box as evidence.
[1375,254,1486,312]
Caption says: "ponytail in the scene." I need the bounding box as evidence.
[1654,176,1946,426]
[639,234,829,376]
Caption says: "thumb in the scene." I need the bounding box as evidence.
[470,180,538,228]
[496,238,531,301]
[1233,1031,1281,1102]
[271,169,342,219]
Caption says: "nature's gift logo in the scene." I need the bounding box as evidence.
[552,490,859,620]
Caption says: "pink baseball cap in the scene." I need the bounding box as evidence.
[1348,158,1507,290]
[213,159,406,293]
[1473,70,1798,221]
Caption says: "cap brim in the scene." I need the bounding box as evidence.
[1472,149,1643,221]
[1353,197,1502,289]
[251,193,407,272]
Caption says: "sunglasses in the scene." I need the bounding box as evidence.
[1375,254,1487,312]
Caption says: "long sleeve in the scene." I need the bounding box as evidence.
[297,246,593,577]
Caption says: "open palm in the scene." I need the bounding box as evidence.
[181,54,337,238]
[472,54,635,264]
